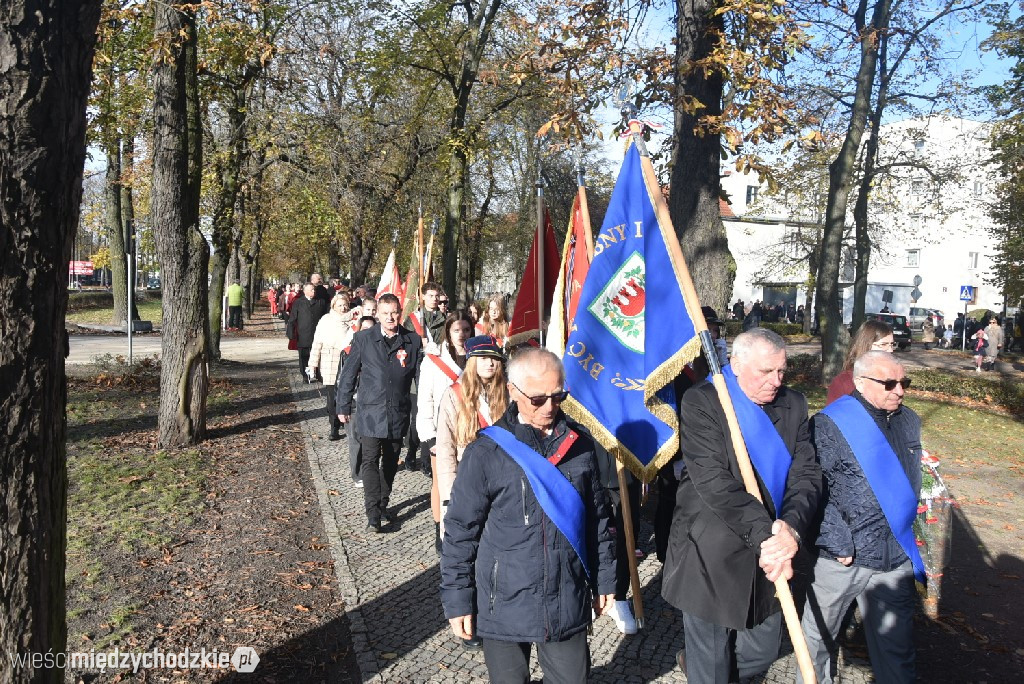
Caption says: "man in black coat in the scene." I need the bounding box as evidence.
[289,283,328,381]
[440,348,615,683]
[661,328,821,683]
[336,294,423,532]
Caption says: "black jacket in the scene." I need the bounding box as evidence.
[661,381,822,630]
[439,404,616,643]
[335,325,423,439]
[290,296,328,348]
[811,391,922,571]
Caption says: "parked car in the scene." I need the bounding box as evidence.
[865,312,913,350]
[908,306,944,331]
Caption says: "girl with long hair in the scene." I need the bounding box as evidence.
[479,294,509,343]
[416,313,475,546]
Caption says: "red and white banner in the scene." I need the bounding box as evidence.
[70,260,94,276]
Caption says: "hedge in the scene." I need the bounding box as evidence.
[724,321,805,337]
[906,368,1024,415]
[67,289,160,312]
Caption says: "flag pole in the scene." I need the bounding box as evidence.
[417,202,425,284]
[536,154,545,347]
[576,160,595,261]
[623,108,817,684]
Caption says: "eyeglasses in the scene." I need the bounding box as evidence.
[871,340,896,350]
[510,381,569,407]
[862,376,911,391]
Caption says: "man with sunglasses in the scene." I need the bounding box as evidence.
[799,351,923,684]
[440,348,616,684]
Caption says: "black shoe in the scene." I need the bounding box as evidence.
[461,636,482,649]
[382,509,396,524]
[366,520,383,533]
[328,428,341,441]
[421,463,433,478]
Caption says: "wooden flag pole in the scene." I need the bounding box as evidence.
[625,115,817,684]
[576,163,595,261]
[536,160,545,347]
[615,457,645,629]
[417,203,425,284]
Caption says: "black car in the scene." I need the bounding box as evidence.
[865,312,913,350]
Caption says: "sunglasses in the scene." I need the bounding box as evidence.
[511,382,569,407]
[862,376,911,391]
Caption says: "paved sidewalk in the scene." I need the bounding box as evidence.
[285,365,878,684]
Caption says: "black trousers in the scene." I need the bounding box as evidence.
[481,631,589,684]
[228,305,243,328]
[359,436,402,523]
[298,347,311,378]
[405,391,420,466]
[324,379,341,433]
[613,477,642,600]
[681,611,781,684]
[347,413,362,481]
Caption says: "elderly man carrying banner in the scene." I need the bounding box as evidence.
[440,348,616,684]
[662,328,822,683]
[799,351,923,684]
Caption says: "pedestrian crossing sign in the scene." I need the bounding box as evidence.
[959,285,974,301]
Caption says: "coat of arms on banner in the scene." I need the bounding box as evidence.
[587,251,646,353]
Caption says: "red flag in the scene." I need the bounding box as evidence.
[546,191,594,354]
[508,210,559,345]
[376,249,404,301]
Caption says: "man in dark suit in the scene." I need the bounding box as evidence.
[336,294,423,532]
[290,283,328,381]
[661,328,821,683]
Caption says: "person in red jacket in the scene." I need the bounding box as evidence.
[268,286,278,315]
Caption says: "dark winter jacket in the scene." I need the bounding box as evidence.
[661,381,822,630]
[439,404,616,643]
[335,325,423,439]
[289,296,328,347]
[811,391,922,572]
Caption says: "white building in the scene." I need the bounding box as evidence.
[722,115,1007,323]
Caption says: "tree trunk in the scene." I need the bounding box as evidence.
[815,0,891,383]
[348,199,375,288]
[152,1,209,447]
[804,236,819,335]
[443,143,468,297]
[669,0,735,315]
[0,1,102,680]
[122,135,140,314]
[105,136,130,324]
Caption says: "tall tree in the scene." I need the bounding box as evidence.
[151,0,210,446]
[0,0,103,680]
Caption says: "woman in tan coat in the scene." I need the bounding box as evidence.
[435,336,508,537]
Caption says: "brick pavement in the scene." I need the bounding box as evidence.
[289,370,874,683]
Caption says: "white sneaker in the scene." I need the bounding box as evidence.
[607,600,638,635]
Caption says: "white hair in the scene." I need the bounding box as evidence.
[853,350,902,379]
[507,347,564,387]
[731,328,786,361]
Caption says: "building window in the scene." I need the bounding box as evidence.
[968,251,979,269]
[914,139,925,152]
[746,185,759,204]
[973,180,983,196]
[911,179,924,194]
[906,249,921,267]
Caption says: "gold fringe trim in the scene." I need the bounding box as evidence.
[506,329,542,348]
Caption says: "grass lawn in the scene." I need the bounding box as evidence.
[65,298,163,325]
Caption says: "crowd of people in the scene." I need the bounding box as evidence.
[259,273,1003,683]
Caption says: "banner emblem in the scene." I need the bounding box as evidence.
[588,251,645,354]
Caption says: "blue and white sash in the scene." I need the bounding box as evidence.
[721,365,792,517]
[481,426,590,577]
[822,395,926,583]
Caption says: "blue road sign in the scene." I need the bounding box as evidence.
[959,285,974,301]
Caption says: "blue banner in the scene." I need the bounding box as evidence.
[481,426,590,577]
[562,143,702,481]
[720,365,792,516]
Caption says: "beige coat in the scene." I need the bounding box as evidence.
[309,311,353,384]
[985,323,1004,359]
[436,385,491,536]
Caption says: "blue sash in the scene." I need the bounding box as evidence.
[720,365,792,517]
[822,396,926,583]
[481,426,590,578]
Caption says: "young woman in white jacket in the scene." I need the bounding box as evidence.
[416,313,474,551]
